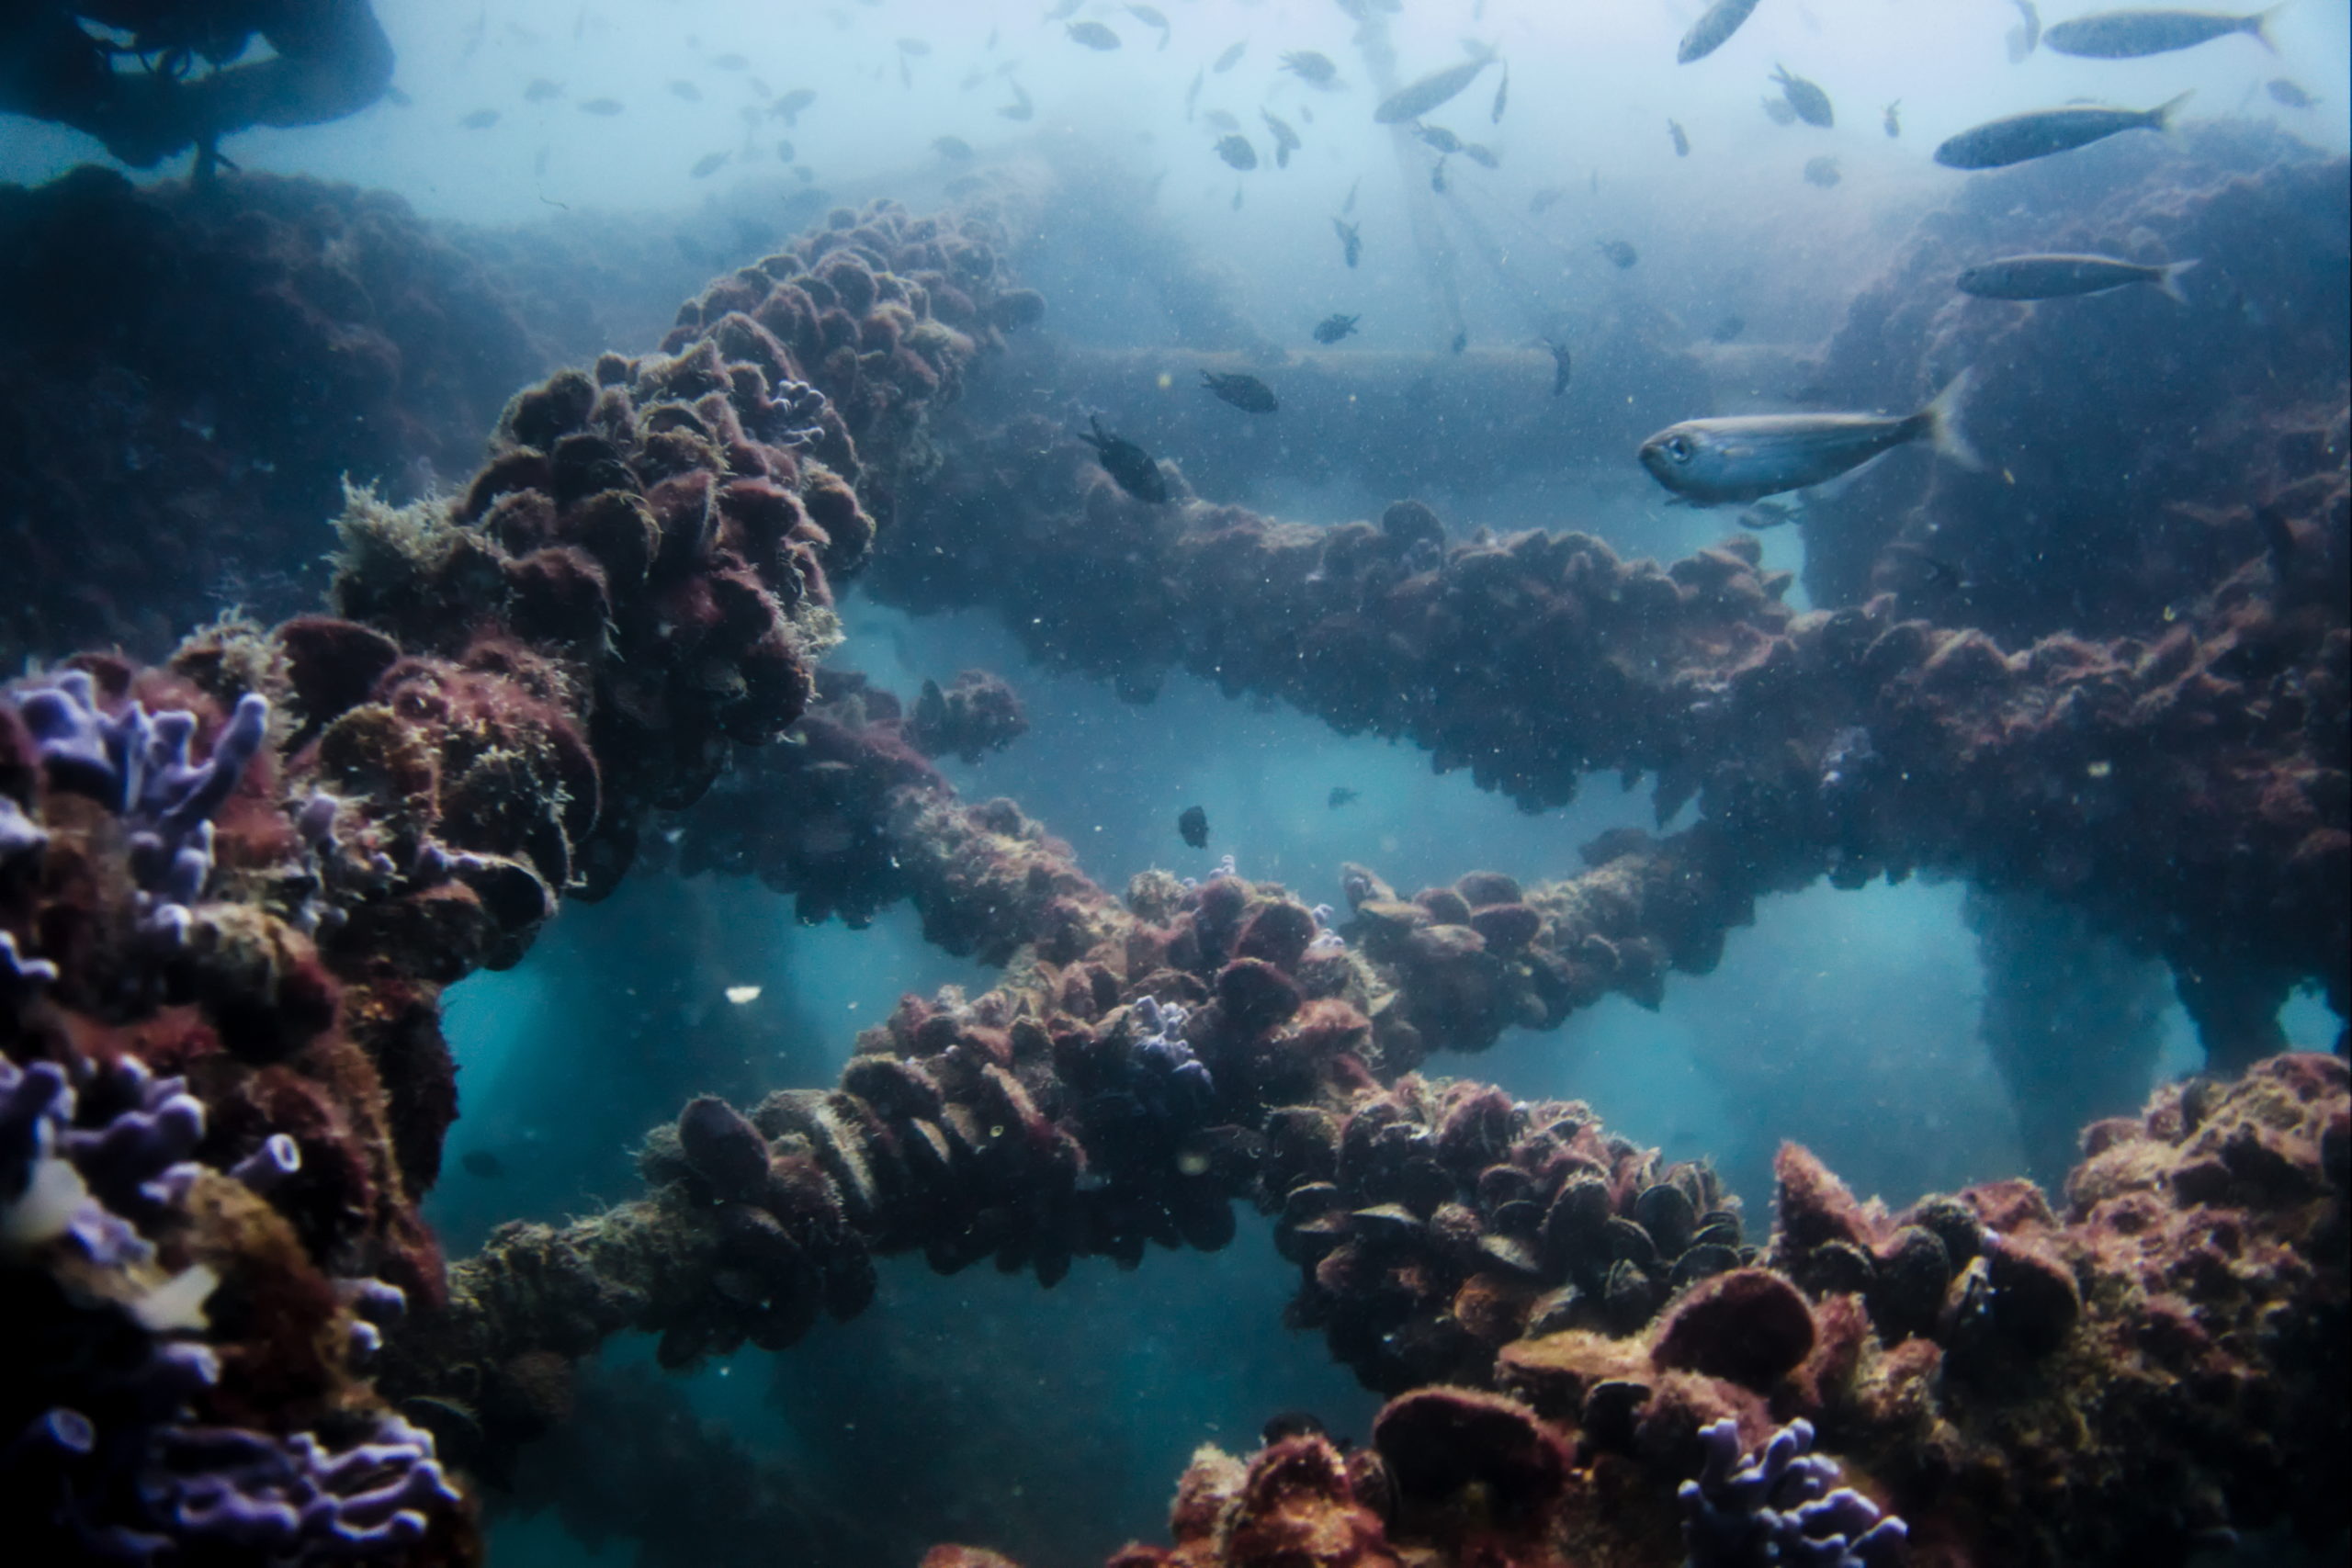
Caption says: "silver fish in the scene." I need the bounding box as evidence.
[1491,66,1509,123]
[2006,0,2042,61]
[1001,81,1035,120]
[1956,253,2198,302]
[1639,373,1977,504]
[1374,47,1498,125]
[1771,64,1833,128]
[1184,67,1203,119]
[1934,92,2189,169]
[1333,217,1361,267]
[1462,142,1498,169]
[1416,123,1463,154]
[1214,39,1246,73]
[1669,118,1690,156]
[1067,20,1121,50]
[2045,6,2278,59]
[1883,99,1901,139]
[1282,51,1338,88]
[1679,0,1764,64]
[1262,111,1300,167]
[1803,155,1841,186]
[1216,134,1257,171]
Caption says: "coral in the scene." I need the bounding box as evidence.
[1677,1417,1907,1567]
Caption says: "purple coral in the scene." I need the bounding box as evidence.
[133,1413,460,1562]
[3,1055,204,1269]
[1679,1417,1908,1568]
[1128,996,1215,1121]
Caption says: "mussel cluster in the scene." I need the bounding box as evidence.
[1265,1077,1751,1393]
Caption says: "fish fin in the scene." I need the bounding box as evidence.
[2147,89,2195,132]
[2157,258,2199,305]
[2248,4,2284,53]
[1919,369,1982,471]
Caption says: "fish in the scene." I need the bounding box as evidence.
[1232,184,1245,210]
[1282,51,1339,87]
[1045,0,1082,19]
[1333,217,1362,267]
[1262,111,1300,168]
[579,96,625,116]
[750,77,772,97]
[1679,0,1764,63]
[1216,134,1258,170]
[1934,93,2190,169]
[1669,118,1690,156]
[1762,96,1797,126]
[1451,328,1470,355]
[899,56,911,89]
[384,85,413,107]
[669,79,703,101]
[1803,155,1842,187]
[1374,46,1498,125]
[1544,339,1572,396]
[1127,5,1170,49]
[897,37,931,55]
[1529,186,1564,214]
[1638,372,1977,505]
[533,144,549,175]
[1492,66,1509,123]
[1956,252,2199,302]
[1184,68,1203,119]
[1327,787,1360,808]
[1883,100,1902,139]
[1771,65,1833,128]
[524,78,564,102]
[2267,78,2316,108]
[776,138,794,161]
[1080,415,1170,502]
[1214,40,1247,73]
[2044,6,2278,58]
[690,151,729,177]
[1341,176,1360,215]
[1598,239,1638,269]
[1067,20,1122,51]
[1202,370,1279,412]
[1178,805,1210,848]
[1430,157,1449,193]
[712,51,749,69]
[459,108,500,129]
[461,1149,506,1179]
[1001,82,1035,120]
[1735,497,1802,530]
[2007,0,2042,60]
[933,135,975,161]
[1462,142,1498,169]
[1416,124,1463,154]
[775,88,817,125]
[1710,314,1747,343]
[1313,313,1361,344]
[1204,109,1239,131]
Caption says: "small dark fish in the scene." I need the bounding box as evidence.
[933,135,975,161]
[1491,66,1509,123]
[1203,370,1279,412]
[669,79,703,101]
[524,78,564,102]
[1216,133,1258,170]
[1430,157,1449,193]
[1341,176,1360,215]
[1934,93,2189,169]
[899,56,912,89]
[1001,82,1035,120]
[1598,239,1638,269]
[1204,108,1240,131]
[1668,118,1690,156]
[1127,5,1170,49]
[1214,40,1247,73]
[460,108,501,129]
[1735,497,1801,530]
[1328,787,1360,808]
[1333,217,1362,268]
[2046,6,2278,59]
[1544,338,1572,396]
[2267,78,2315,108]
[1529,186,1564,214]
[1461,142,1498,170]
[690,151,729,178]
[1068,20,1122,50]
[1803,155,1841,187]
[1772,65,1834,128]
[2007,0,2043,60]
[1262,111,1300,168]
[1957,252,2198,302]
[1709,314,1746,343]
[1679,0,1764,63]
[1080,415,1169,503]
[1178,805,1209,849]
[1313,313,1361,344]
[1639,372,1976,504]
[1762,95,1797,126]
[897,37,931,56]
[1883,99,1902,139]
[1416,123,1463,154]
[579,96,625,116]
[1374,47,1498,125]
[461,1149,506,1179]
[712,51,750,69]
[1184,68,1203,119]
[1450,328,1470,355]
[775,88,817,124]
[776,138,794,161]
[1283,51,1339,87]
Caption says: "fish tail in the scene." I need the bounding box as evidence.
[2156,257,2199,305]
[2147,89,2195,132]
[2248,4,2284,53]
[1918,369,1982,471]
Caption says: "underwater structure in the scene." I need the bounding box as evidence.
[1,73,2346,1568]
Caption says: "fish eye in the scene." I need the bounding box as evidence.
[1664,435,1694,463]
